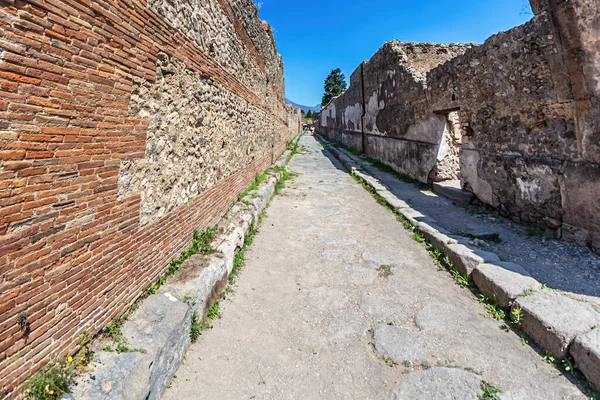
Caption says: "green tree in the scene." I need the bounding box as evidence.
[321,68,347,107]
[306,110,313,118]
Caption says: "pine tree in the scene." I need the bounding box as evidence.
[321,68,347,107]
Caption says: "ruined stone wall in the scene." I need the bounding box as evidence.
[428,13,570,230]
[527,0,600,251]
[319,63,364,152]
[428,7,600,247]
[0,0,299,396]
[320,41,469,182]
[320,2,600,252]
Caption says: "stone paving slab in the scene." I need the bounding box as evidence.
[319,135,600,392]
[164,136,589,399]
[373,325,433,363]
[392,367,483,400]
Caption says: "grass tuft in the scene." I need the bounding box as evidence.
[479,295,505,320]
[377,265,393,278]
[207,301,221,320]
[24,359,73,400]
[479,381,501,400]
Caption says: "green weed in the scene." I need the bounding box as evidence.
[190,311,202,343]
[207,301,221,320]
[102,318,125,344]
[542,351,556,367]
[115,344,130,354]
[396,213,414,230]
[413,232,426,244]
[220,286,235,300]
[377,265,393,278]
[479,295,505,320]
[452,269,473,288]
[385,358,398,367]
[479,381,501,400]
[511,307,523,326]
[230,250,247,284]
[24,358,74,400]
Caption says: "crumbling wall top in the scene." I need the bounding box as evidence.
[396,42,473,76]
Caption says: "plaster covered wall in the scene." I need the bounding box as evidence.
[320,3,600,252]
[429,13,570,229]
[320,42,469,182]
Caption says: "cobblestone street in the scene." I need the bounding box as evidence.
[165,136,586,400]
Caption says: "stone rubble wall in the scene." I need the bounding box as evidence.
[320,41,470,182]
[0,0,301,396]
[320,1,600,253]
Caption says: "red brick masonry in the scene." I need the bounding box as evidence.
[0,0,293,395]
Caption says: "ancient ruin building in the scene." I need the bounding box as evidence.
[320,0,599,254]
[0,0,301,396]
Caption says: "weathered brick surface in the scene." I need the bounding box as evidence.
[0,0,301,396]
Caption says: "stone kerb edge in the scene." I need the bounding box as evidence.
[315,134,600,391]
[66,139,299,400]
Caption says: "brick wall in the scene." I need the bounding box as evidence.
[0,0,299,396]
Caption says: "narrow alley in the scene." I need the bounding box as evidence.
[164,136,584,400]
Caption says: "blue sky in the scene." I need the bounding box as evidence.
[257,0,534,107]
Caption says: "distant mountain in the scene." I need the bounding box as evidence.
[285,98,320,114]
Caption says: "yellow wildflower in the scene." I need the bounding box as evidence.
[49,390,54,395]
[67,356,73,363]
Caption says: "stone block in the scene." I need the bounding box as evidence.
[66,352,147,400]
[121,294,193,400]
[445,243,500,277]
[571,329,600,392]
[514,290,600,358]
[415,222,457,251]
[400,208,438,227]
[378,190,411,210]
[432,180,475,205]
[70,294,192,400]
[472,262,539,308]
[392,367,483,400]
[159,253,228,314]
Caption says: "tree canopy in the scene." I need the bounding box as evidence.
[321,68,347,107]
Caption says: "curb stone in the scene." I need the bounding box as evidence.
[316,134,600,390]
[571,329,600,392]
[444,243,500,277]
[66,136,301,400]
[472,262,539,309]
[514,290,600,359]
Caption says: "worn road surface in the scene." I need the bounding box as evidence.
[165,136,586,400]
